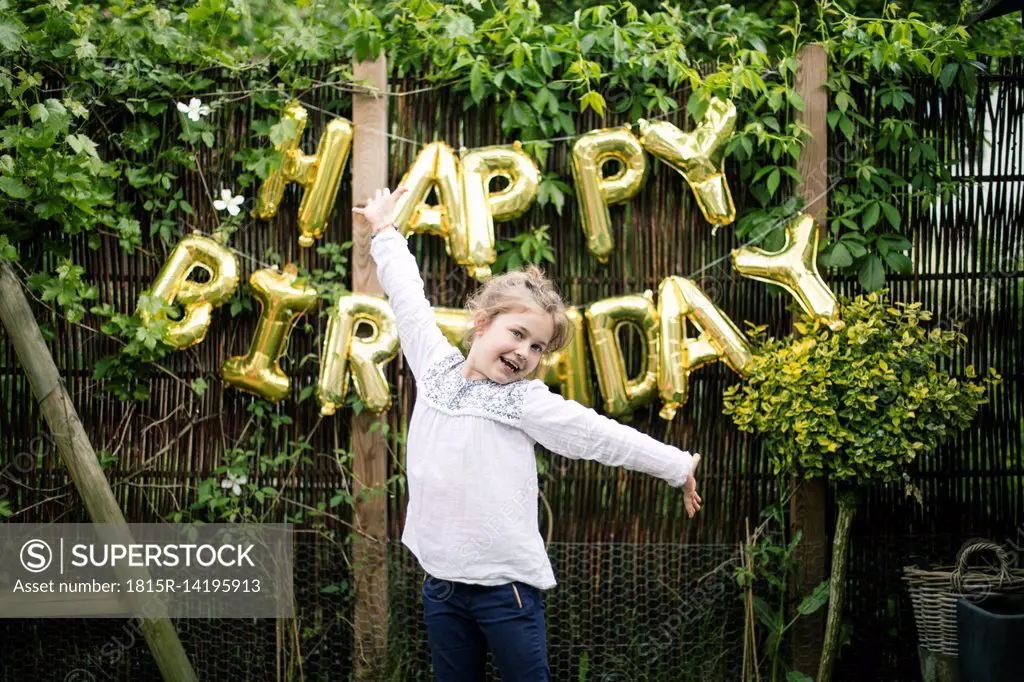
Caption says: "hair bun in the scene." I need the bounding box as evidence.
[524,264,544,280]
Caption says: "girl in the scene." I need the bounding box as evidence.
[355,187,702,682]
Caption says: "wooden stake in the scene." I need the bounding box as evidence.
[0,261,198,682]
[790,43,829,677]
[351,55,390,680]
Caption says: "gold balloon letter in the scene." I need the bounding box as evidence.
[139,232,238,349]
[392,142,463,239]
[255,102,354,248]
[537,307,594,407]
[433,307,473,353]
[391,140,475,268]
[638,97,737,227]
[222,264,319,402]
[391,142,540,282]
[461,143,540,278]
[570,126,647,263]
[317,295,399,416]
[657,277,753,421]
[585,292,659,420]
[732,213,842,330]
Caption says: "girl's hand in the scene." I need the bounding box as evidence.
[353,187,409,235]
[684,454,702,518]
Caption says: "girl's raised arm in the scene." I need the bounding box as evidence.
[519,380,702,515]
[358,188,457,379]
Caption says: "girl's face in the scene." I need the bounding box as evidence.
[463,305,554,384]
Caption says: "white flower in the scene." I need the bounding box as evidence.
[221,471,248,497]
[214,188,244,216]
[176,97,211,122]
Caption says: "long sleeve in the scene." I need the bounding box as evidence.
[519,380,696,487]
[370,227,458,378]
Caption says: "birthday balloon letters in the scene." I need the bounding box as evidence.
[141,99,839,419]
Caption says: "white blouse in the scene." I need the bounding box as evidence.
[371,227,697,590]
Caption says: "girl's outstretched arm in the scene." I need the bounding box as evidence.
[357,188,457,379]
[519,381,702,517]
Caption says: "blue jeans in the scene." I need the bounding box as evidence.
[422,574,551,682]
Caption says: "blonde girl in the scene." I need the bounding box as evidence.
[355,187,701,682]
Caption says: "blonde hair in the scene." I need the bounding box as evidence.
[463,265,573,356]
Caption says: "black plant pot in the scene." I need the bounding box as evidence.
[956,594,1024,682]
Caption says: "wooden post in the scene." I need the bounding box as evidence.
[350,55,390,680]
[790,43,829,677]
[0,261,198,682]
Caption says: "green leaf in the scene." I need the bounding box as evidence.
[788,89,806,112]
[580,91,606,116]
[191,378,209,397]
[470,62,486,104]
[0,177,29,199]
[538,47,557,76]
[29,103,49,123]
[186,0,227,22]
[797,579,830,615]
[45,99,68,118]
[840,236,868,259]
[73,37,97,60]
[580,32,598,55]
[781,166,802,183]
[442,12,474,42]
[877,232,912,253]
[532,87,555,115]
[838,115,854,141]
[829,242,853,268]
[862,202,880,229]
[0,235,17,262]
[508,100,534,127]
[834,90,853,113]
[115,217,141,250]
[751,165,775,183]
[687,91,709,120]
[939,63,958,90]
[885,251,913,274]
[65,99,88,119]
[766,168,780,197]
[537,176,566,215]
[66,134,100,159]
[859,254,885,291]
[557,112,576,136]
[880,201,901,229]
[0,21,23,53]
[751,595,779,632]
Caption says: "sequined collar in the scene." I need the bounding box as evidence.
[421,350,530,426]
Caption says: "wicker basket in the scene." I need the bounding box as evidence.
[903,540,1024,657]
